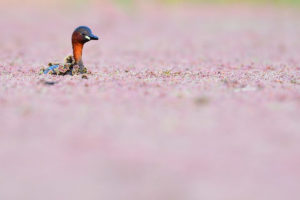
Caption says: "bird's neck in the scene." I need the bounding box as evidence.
[72,42,84,67]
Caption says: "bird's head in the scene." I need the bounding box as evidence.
[72,26,99,44]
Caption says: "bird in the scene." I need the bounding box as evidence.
[42,26,99,75]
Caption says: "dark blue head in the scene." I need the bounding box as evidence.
[72,26,99,44]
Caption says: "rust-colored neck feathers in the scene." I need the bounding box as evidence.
[72,32,84,66]
[73,43,83,65]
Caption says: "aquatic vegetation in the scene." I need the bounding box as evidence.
[0,3,299,200]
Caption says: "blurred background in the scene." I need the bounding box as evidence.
[2,0,300,5]
[0,0,300,200]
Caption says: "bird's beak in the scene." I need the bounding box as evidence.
[89,34,99,40]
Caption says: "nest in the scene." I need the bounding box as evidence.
[40,55,88,76]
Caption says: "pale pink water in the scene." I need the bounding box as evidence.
[0,3,300,200]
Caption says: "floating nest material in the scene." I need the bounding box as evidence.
[40,55,88,76]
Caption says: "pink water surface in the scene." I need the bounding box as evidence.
[0,3,300,200]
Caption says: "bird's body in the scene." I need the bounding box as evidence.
[42,26,99,75]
